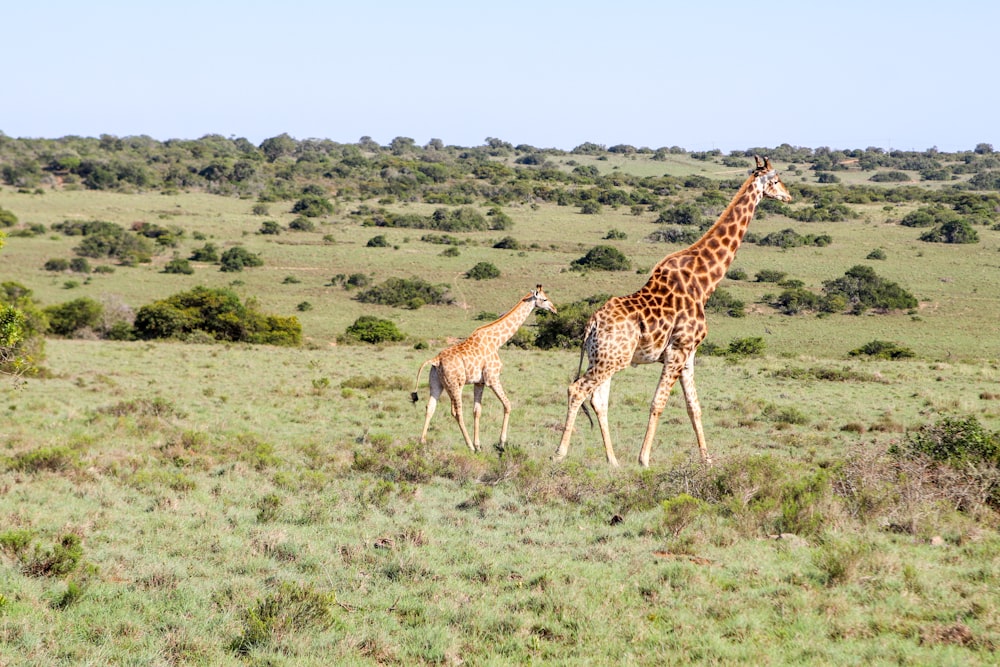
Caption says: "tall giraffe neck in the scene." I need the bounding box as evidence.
[470,296,534,348]
[651,174,765,291]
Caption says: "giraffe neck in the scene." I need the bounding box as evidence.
[652,174,765,294]
[471,296,534,350]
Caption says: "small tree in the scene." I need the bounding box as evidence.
[919,220,979,244]
[465,262,500,280]
[342,316,405,344]
[44,298,103,336]
[259,220,282,235]
[571,246,631,272]
[163,258,194,274]
[220,247,264,272]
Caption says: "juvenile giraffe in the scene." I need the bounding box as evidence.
[412,285,557,452]
[554,156,792,467]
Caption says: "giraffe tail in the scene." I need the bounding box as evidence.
[411,358,434,404]
[572,340,595,429]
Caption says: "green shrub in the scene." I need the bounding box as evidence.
[0,207,18,227]
[43,258,70,272]
[571,245,631,272]
[133,286,300,346]
[849,340,915,360]
[919,219,979,244]
[726,336,765,357]
[21,534,83,578]
[44,297,102,336]
[661,494,707,537]
[355,277,451,309]
[647,227,700,245]
[891,415,1000,466]
[705,289,745,317]
[755,269,787,283]
[465,261,500,280]
[219,246,263,272]
[189,243,219,262]
[288,216,315,231]
[534,294,609,349]
[604,229,627,240]
[291,194,334,217]
[493,235,521,249]
[866,248,887,260]
[229,582,336,655]
[259,220,282,235]
[366,234,390,248]
[822,265,917,313]
[163,257,194,274]
[343,316,405,344]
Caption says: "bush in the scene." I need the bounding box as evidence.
[919,219,979,244]
[705,289,745,317]
[755,269,787,283]
[534,294,610,349]
[366,234,390,248]
[288,216,315,232]
[726,336,765,357]
[291,194,334,217]
[219,246,264,272]
[163,258,194,274]
[0,207,18,227]
[44,297,102,336]
[493,236,521,249]
[229,582,336,655]
[604,229,627,240]
[647,227,701,245]
[465,262,500,280]
[892,415,1000,467]
[656,203,702,226]
[189,243,219,262]
[822,265,917,313]
[866,248,887,260]
[259,220,281,235]
[355,277,451,309]
[43,258,70,272]
[848,340,915,360]
[342,316,405,344]
[133,286,300,346]
[571,245,631,272]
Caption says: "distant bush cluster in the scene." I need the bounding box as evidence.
[767,265,917,315]
[355,277,452,310]
[133,286,301,346]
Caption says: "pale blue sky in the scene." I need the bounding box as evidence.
[5,1,997,152]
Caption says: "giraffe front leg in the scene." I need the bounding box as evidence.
[472,383,485,452]
[489,380,512,448]
[638,360,683,467]
[679,352,712,465]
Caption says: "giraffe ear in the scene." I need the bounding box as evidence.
[764,157,773,170]
[754,155,765,169]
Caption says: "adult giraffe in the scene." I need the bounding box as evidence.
[412,285,557,452]
[554,156,792,467]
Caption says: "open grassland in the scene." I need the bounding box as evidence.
[1,150,1000,664]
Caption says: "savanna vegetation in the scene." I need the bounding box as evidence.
[1,132,999,665]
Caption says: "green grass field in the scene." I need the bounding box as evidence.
[1,151,999,664]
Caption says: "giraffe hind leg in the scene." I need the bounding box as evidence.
[679,353,712,464]
[419,365,444,444]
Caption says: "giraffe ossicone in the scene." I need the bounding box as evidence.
[554,156,792,467]
[412,285,557,452]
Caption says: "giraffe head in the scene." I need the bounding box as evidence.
[752,155,792,203]
[527,284,557,313]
